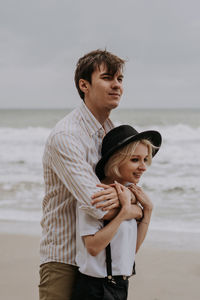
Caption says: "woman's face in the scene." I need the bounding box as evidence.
[118,142,149,185]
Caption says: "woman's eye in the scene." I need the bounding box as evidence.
[131,158,138,162]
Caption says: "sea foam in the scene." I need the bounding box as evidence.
[0,124,200,235]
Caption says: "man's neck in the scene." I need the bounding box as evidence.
[84,102,110,125]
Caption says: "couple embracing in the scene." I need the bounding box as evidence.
[39,49,162,300]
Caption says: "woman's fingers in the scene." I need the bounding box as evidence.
[114,181,123,194]
[129,185,141,194]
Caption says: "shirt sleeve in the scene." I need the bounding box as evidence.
[77,204,103,237]
[50,132,106,220]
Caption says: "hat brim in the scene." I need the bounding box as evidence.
[95,130,162,180]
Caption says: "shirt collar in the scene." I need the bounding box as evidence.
[79,102,114,137]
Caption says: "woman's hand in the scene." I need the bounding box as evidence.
[129,184,153,211]
[114,181,141,220]
[128,187,137,204]
[114,181,132,208]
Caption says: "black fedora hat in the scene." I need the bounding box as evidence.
[95,125,162,180]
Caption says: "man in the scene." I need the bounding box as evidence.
[39,49,142,300]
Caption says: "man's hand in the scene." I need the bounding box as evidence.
[91,183,120,211]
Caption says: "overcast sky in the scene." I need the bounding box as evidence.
[0,0,200,109]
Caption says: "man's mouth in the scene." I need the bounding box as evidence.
[108,92,120,96]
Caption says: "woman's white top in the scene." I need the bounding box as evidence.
[76,204,137,278]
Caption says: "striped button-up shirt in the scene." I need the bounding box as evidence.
[40,102,114,265]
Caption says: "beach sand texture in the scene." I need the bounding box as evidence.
[0,233,199,300]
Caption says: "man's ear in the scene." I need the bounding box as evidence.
[79,79,89,94]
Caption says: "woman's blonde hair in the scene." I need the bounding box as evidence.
[104,139,156,179]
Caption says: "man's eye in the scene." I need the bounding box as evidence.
[144,158,148,162]
[118,78,123,82]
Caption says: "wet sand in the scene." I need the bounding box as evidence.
[0,233,199,300]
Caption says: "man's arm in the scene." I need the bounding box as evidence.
[50,132,117,219]
[91,183,137,210]
[91,183,143,220]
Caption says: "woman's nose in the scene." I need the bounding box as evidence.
[139,161,147,171]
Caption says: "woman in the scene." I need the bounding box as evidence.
[72,125,162,300]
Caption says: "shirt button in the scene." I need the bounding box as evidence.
[99,129,105,137]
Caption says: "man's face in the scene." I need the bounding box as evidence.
[85,64,124,113]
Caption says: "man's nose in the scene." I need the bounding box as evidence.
[111,78,121,89]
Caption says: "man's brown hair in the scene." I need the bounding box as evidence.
[74,49,125,100]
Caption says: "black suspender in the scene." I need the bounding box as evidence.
[103,220,136,281]
[104,220,115,283]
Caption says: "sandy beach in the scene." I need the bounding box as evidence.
[0,232,199,300]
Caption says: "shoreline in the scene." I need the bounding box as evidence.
[0,231,199,300]
[1,219,199,251]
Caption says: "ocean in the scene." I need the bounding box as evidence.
[0,108,200,249]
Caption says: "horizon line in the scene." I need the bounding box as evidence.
[0,107,200,110]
